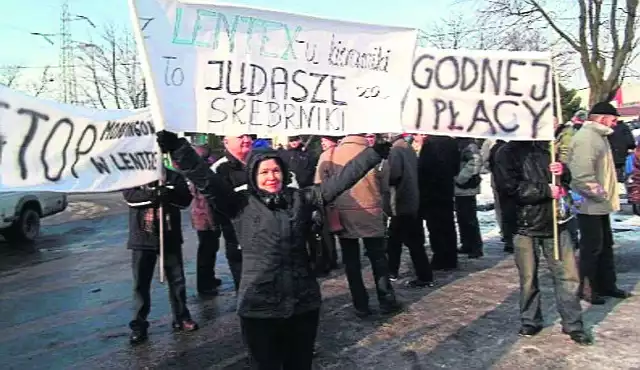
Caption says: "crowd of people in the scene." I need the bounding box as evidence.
[121,101,635,369]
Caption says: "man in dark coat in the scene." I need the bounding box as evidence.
[490,140,516,253]
[123,168,196,345]
[280,135,318,188]
[386,136,434,287]
[418,135,460,270]
[608,120,636,182]
[210,134,254,290]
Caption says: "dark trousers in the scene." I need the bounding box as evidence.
[423,201,458,269]
[220,222,242,291]
[499,195,517,249]
[130,248,190,329]
[513,231,583,332]
[566,217,580,248]
[454,196,483,254]
[577,214,618,295]
[241,309,320,370]
[196,228,221,292]
[340,237,397,311]
[387,215,433,282]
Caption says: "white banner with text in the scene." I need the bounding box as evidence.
[402,48,554,140]
[129,0,416,135]
[0,86,162,192]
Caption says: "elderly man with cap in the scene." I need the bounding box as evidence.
[568,101,632,305]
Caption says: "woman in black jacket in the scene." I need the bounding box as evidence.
[156,130,391,370]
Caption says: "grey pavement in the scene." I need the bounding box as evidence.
[0,196,639,369]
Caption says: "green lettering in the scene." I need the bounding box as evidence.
[194,10,216,47]
[242,17,258,55]
[213,13,240,52]
[259,21,281,58]
[282,25,302,60]
[172,8,194,45]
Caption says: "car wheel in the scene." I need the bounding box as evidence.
[7,207,41,243]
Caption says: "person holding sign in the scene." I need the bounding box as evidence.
[123,166,197,345]
[492,140,592,345]
[156,130,392,370]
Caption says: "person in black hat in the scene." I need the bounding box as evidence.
[568,101,632,304]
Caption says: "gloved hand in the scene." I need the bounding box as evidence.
[372,141,392,159]
[156,130,181,153]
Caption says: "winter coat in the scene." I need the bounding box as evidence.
[608,122,636,168]
[123,169,192,251]
[280,147,318,188]
[568,122,620,215]
[555,123,576,164]
[325,135,387,239]
[189,183,216,231]
[493,141,572,238]
[418,135,460,209]
[170,138,383,319]
[386,138,420,216]
[454,139,482,197]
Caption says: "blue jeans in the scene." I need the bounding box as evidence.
[514,230,583,332]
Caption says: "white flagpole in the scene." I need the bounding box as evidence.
[127,0,169,282]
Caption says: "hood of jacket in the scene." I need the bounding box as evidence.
[246,150,292,208]
[583,121,614,136]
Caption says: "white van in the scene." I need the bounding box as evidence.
[0,192,68,243]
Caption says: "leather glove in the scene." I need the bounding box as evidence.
[372,141,392,159]
[156,130,181,153]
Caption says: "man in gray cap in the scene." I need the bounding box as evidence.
[568,102,632,304]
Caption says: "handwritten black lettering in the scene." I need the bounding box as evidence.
[41,118,74,182]
[461,57,478,91]
[110,151,157,171]
[328,34,390,72]
[435,56,460,90]
[480,59,502,95]
[139,17,154,39]
[309,73,328,104]
[100,120,155,141]
[90,156,111,174]
[530,62,551,101]
[163,56,184,86]
[523,101,551,139]
[204,60,347,107]
[271,67,288,100]
[71,125,97,178]
[207,97,345,131]
[467,100,496,135]
[16,108,49,180]
[493,100,520,133]
[505,60,526,97]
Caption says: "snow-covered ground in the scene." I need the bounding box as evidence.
[475,174,640,240]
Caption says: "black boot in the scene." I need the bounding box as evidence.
[129,321,149,345]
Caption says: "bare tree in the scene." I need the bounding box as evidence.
[25,66,54,97]
[478,0,639,106]
[0,65,22,88]
[76,24,147,109]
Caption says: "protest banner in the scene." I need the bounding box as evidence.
[0,86,162,192]
[128,0,416,136]
[402,48,554,140]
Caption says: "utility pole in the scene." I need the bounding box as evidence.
[59,0,77,104]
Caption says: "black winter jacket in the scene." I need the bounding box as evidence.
[170,138,382,319]
[608,123,636,167]
[418,136,460,207]
[493,141,571,237]
[123,169,192,250]
[279,147,318,188]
